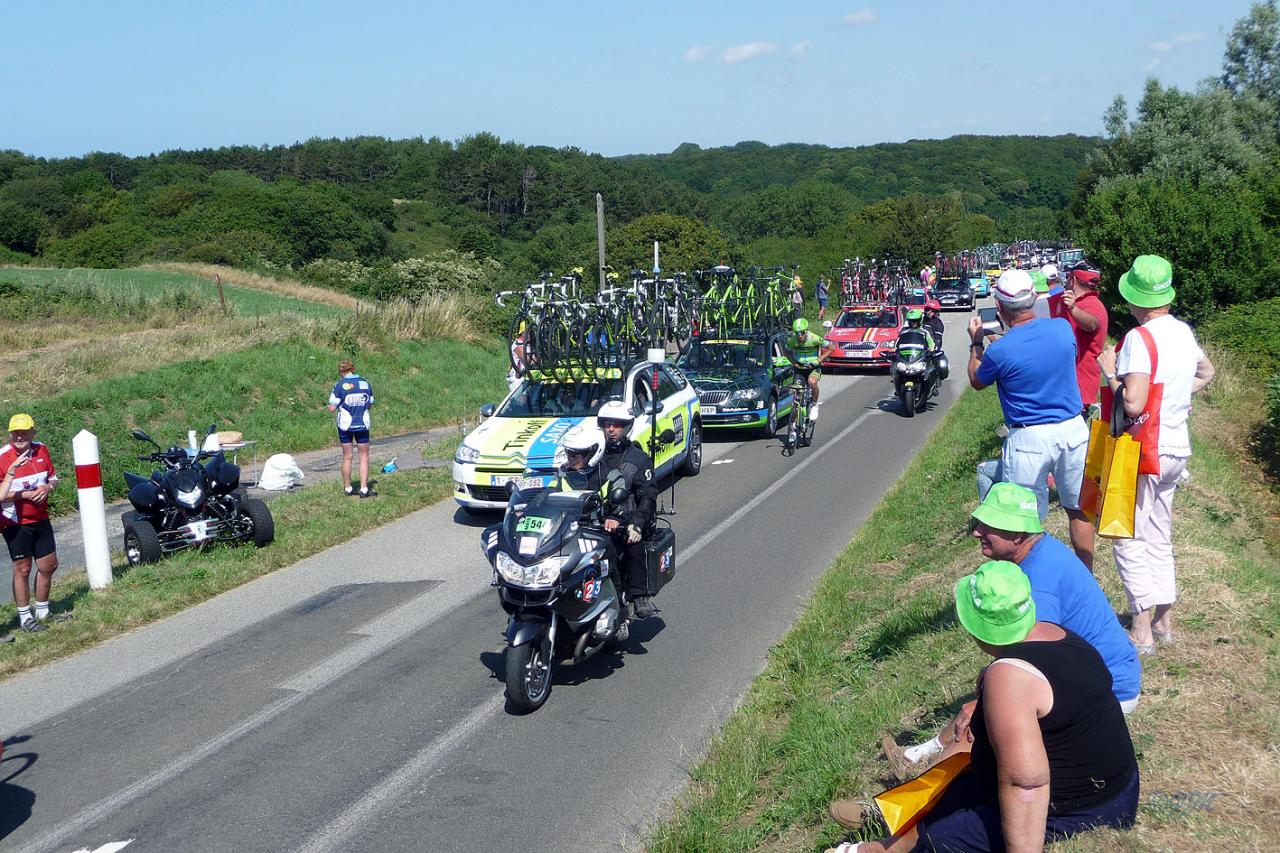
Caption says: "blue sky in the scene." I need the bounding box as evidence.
[3,0,1254,159]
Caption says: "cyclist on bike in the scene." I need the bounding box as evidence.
[592,401,660,618]
[785,317,824,420]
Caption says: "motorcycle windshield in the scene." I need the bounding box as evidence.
[503,490,588,561]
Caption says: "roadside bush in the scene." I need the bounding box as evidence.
[1200,295,1280,378]
[42,221,149,268]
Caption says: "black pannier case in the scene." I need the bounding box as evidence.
[642,527,676,596]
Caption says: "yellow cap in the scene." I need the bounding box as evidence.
[8,413,34,431]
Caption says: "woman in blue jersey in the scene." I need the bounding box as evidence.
[328,358,375,497]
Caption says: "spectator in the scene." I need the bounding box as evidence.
[1,414,67,633]
[967,270,1094,569]
[1060,265,1107,414]
[1029,269,1051,319]
[1097,255,1215,654]
[825,562,1139,853]
[829,483,1142,833]
[328,359,375,498]
[816,275,830,321]
[791,275,804,312]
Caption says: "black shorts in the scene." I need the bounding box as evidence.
[3,519,57,561]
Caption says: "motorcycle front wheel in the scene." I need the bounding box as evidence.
[902,387,916,418]
[505,641,552,711]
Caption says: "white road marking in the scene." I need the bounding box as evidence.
[290,694,506,853]
[711,459,735,465]
[71,841,133,853]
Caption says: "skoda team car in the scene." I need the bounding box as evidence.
[819,304,906,370]
[453,362,702,512]
[934,277,975,310]
[677,333,795,437]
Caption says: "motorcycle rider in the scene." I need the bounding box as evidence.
[566,402,660,618]
[786,317,824,420]
[923,299,945,350]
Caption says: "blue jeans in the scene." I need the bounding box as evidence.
[976,459,1003,504]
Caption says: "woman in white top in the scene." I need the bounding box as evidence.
[1098,255,1215,654]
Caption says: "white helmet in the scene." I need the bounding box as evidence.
[596,399,634,430]
[559,423,604,468]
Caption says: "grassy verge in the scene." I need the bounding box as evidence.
[648,362,1280,851]
[24,336,506,516]
[2,266,346,319]
[0,465,456,682]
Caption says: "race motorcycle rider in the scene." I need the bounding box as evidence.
[562,403,660,618]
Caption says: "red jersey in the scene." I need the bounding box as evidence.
[1065,291,1108,406]
[0,442,56,524]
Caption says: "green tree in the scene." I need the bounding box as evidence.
[1223,0,1280,104]
[610,213,730,273]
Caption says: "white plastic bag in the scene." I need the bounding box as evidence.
[258,453,305,491]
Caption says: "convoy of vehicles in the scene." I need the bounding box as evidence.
[819,304,905,369]
[677,334,794,437]
[933,277,975,310]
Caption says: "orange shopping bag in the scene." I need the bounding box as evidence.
[873,752,972,836]
[1097,433,1140,539]
[1078,418,1111,522]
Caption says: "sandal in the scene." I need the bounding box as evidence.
[825,844,863,853]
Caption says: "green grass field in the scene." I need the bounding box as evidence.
[1,267,344,319]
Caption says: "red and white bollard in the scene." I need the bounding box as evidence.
[72,429,113,589]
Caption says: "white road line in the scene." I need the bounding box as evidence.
[70,841,133,853]
[10,580,482,853]
[291,694,507,853]
[684,397,877,563]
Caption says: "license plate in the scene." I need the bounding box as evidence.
[703,406,717,414]
[492,474,547,490]
[188,520,211,541]
[853,351,872,359]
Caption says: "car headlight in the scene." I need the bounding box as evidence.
[175,486,203,507]
[454,443,481,464]
[730,388,760,404]
[495,551,572,587]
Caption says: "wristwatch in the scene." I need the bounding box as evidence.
[1103,371,1117,382]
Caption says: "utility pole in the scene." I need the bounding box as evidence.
[596,192,607,291]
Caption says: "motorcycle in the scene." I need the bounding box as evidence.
[122,425,275,565]
[481,471,672,711]
[891,329,944,418]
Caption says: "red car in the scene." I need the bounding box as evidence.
[820,304,905,369]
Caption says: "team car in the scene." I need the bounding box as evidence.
[934,277,975,310]
[819,304,906,370]
[452,362,702,512]
[677,333,795,437]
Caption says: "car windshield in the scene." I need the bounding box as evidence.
[935,279,963,291]
[498,380,624,417]
[836,310,897,329]
[678,341,765,370]
[904,291,928,305]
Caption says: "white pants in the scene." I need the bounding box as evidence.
[1113,454,1187,613]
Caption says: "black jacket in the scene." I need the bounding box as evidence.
[924,316,945,349]
[601,438,657,530]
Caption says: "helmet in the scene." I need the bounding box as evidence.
[792,317,809,334]
[560,423,604,469]
[906,308,924,325]
[925,299,941,313]
[596,399,634,430]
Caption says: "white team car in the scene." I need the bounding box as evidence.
[452,361,703,512]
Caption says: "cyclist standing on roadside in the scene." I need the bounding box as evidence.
[328,358,375,498]
[786,318,824,420]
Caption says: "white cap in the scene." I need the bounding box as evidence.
[994,269,1035,302]
[1041,263,1059,281]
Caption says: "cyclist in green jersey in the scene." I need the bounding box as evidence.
[786,317,825,419]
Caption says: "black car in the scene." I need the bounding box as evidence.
[934,277,975,310]
[677,333,794,438]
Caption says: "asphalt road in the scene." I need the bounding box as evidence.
[0,309,978,853]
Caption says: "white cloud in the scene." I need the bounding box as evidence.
[684,45,713,63]
[842,8,877,26]
[1143,57,1163,72]
[1147,32,1206,52]
[790,41,811,58]
[722,42,778,63]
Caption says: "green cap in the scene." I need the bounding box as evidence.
[971,482,1043,533]
[955,560,1036,646]
[1118,255,1174,308]
[1028,270,1048,294]
[906,307,924,321]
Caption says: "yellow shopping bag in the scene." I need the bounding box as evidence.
[1079,419,1111,522]
[873,752,971,836]
[1097,433,1140,539]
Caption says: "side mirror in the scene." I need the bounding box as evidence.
[206,423,218,437]
[131,429,152,443]
[649,400,665,414]
[479,403,496,418]
[658,428,676,445]
[822,320,834,329]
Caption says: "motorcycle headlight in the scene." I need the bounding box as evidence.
[495,551,572,587]
[454,443,481,464]
[175,486,203,507]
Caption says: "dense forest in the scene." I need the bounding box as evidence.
[0,134,1095,293]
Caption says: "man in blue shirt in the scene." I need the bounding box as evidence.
[967,268,1094,570]
[327,358,375,497]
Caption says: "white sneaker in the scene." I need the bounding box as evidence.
[810,403,821,421]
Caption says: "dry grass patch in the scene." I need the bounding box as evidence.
[143,262,360,310]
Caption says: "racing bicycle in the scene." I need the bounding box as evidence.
[783,363,819,456]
